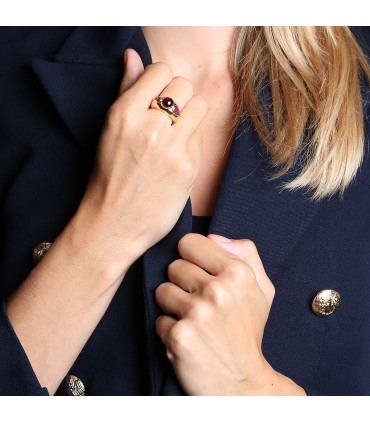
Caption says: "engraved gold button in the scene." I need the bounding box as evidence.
[69,375,85,396]
[312,289,341,316]
[32,242,52,264]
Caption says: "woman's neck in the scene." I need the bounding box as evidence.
[140,26,235,83]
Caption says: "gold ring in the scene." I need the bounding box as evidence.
[150,96,180,124]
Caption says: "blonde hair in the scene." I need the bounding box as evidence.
[230,27,370,199]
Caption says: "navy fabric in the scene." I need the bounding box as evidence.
[192,216,212,235]
[0,27,370,396]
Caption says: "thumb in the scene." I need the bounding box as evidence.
[207,234,245,258]
[119,48,145,95]
[208,234,275,304]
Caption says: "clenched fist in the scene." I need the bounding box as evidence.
[155,233,305,396]
[71,49,209,282]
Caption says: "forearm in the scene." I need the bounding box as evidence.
[6,211,137,395]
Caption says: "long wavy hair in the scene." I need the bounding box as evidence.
[230,27,370,199]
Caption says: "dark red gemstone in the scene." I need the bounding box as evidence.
[163,97,174,108]
[173,105,180,116]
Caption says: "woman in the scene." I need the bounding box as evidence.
[0,26,369,395]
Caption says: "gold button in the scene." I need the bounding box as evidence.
[32,242,52,264]
[69,375,85,396]
[312,289,341,316]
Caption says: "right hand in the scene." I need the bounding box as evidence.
[70,49,209,281]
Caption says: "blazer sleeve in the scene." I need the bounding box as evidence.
[0,28,77,396]
[0,143,49,395]
[0,135,50,394]
[0,301,49,395]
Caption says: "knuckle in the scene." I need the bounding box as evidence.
[165,146,192,171]
[176,158,196,177]
[168,321,192,352]
[150,61,173,81]
[225,259,254,281]
[142,126,160,147]
[203,281,232,309]
[106,102,133,129]
[188,301,212,322]
[242,239,258,255]
[164,152,196,180]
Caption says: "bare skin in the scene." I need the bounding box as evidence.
[6,27,305,396]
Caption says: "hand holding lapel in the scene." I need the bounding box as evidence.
[155,233,306,396]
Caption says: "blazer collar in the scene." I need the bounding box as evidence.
[32,27,151,149]
[32,27,323,395]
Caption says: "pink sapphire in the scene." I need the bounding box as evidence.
[173,105,180,116]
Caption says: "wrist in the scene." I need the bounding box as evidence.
[240,356,306,396]
[60,210,142,286]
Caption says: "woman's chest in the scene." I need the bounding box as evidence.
[189,78,235,216]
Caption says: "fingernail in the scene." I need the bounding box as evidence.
[209,234,232,243]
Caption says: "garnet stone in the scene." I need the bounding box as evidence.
[162,97,174,108]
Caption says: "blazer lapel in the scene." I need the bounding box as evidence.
[210,118,322,281]
[142,200,192,396]
[32,27,152,149]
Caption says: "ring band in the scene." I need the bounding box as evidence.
[150,96,180,123]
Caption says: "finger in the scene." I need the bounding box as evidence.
[174,95,209,138]
[155,282,191,318]
[116,61,173,109]
[167,259,212,293]
[155,315,177,346]
[119,48,145,95]
[148,75,194,125]
[209,235,275,305]
[178,233,234,275]
[208,236,267,282]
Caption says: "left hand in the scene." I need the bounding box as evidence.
[155,233,306,395]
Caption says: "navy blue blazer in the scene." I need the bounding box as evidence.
[1,27,370,396]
